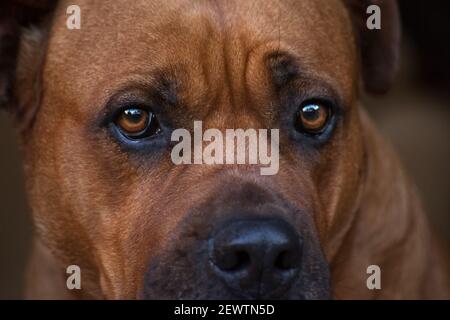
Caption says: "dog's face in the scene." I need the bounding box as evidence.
[2,0,399,299]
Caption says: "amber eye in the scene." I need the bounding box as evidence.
[115,108,161,139]
[296,102,330,134]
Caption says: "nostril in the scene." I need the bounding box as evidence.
[218,250,251,272]
[274,250,297,270]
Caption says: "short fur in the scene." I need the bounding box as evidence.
[0,0,448,299]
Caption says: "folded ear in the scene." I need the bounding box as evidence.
[0,0,57,125]
[345,0,401,94]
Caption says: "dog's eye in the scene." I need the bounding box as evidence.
[295,102,331,134]
[115,108,161,139]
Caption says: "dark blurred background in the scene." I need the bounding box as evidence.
[1,1,449,299]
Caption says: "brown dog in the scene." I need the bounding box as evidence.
[1,0,448,299]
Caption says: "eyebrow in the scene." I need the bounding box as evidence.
[266,51,345,106]
[151,71,180,106]
[106,69,180,108]
[266,51,300,88]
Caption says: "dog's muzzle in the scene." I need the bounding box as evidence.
[142,183,330,299]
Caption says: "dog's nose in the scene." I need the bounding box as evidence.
[209,218,302,298]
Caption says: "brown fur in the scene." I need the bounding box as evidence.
[1,0,448,299]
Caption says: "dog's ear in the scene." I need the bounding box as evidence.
[345,0,401,94]
[0,0,57,126]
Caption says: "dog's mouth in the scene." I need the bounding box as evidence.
[140,184,330,300]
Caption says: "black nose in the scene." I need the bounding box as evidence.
[209,218,302,298]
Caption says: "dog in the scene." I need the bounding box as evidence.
[0,0,448,299]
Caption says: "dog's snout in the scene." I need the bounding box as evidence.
[209,218,302,298]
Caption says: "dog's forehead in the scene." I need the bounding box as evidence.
[44,0,355,114]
